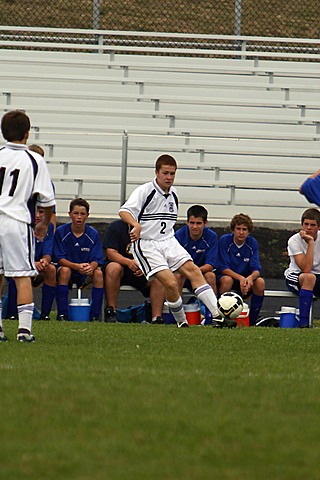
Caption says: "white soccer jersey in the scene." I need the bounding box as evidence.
[0,143,55,224]
[284,230,320,276]
[119,179,178,241]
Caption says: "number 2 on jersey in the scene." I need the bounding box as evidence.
[160,221,166,234]
[0,167,20,196]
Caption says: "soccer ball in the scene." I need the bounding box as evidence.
[217,292,244,319]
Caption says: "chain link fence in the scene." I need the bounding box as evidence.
[0,0,319,39]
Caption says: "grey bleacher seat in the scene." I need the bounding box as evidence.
[0,43,319,226]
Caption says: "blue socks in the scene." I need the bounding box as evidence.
[90,287,104,319]
[249,293,264,326]
[299,289,313,327]
[41,284,56,317]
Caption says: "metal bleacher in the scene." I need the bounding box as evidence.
[0,27,319,226]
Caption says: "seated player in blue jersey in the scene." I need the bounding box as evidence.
[284,208,320,328]
[217,213,265,326]
[175,205,218,295]
[102,219,165,323]
[6,205,56,320]
[53,198,104,321]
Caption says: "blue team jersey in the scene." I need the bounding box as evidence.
[175,225,218,269]
[218,233,261,276]
[300,175,320,207]
[53,223,103,265]
[35,222,54,261]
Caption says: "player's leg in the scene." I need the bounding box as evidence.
[103,262,124,322]
[178,260,220,319]
[175,272,187,295]
[56,266,72,320]
[15,276,35,341]
[1,219,37,341]
[40,264,56,319]
[90,268,104,321]
[250,277,265,326]
[155,269,187,327]
[0,274,6,341]
[203,271,218,295]
[6,278,18,319]
[218,274,234,294]
[149,277,165,323]
[298,272,316,327]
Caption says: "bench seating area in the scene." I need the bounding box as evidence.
[0,28,319,225]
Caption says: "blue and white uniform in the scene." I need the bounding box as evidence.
[0,143,55,277]
[175,225,218,269]
[53,223,103,286]
[119,179,192,280]
[218,233,261,277]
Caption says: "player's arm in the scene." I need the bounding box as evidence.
[293,231,315,273]
[119,211,141,242]
[300,169,320,192]
[245,270,261,289]
[34,206,54,241]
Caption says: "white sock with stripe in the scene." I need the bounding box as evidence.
[194,284,219,318]
[167,297,187,324]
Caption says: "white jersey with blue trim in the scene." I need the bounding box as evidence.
[119,179,178,241]
[0,143,55,224]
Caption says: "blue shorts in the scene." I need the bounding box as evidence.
[218,276,251,299]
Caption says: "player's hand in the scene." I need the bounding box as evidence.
[128,259,139,272]
[79,263,93,275]
[239,276,249,295]
[129,224,141,242]
[134,269,144,277]
[300,229,314,244]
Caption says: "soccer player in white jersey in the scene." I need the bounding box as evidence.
[0,110,55,342]
[119,154,222,328]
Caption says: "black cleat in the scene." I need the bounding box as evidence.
[17,333,35,343]
[152,316,164,325]
[177,321,189,328]
[104,306,117,323]
[40,315,50,321]
[212,317,237,329]
[0,333,8,342]
[57,314,69,321]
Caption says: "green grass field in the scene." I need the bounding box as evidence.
[1,320,320,480]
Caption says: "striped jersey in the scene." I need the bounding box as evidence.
[0,143,55,225]
[119,179,178,241]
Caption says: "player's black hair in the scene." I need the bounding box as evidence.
[301,208,320,226]
[187,205,208,222]
[69,198,90,214]
[230,213,254,233]
[155,154,177,171]
[1,110,30,142]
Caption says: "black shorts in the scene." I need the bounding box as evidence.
[285,271,320,297]
[102,262,150,297]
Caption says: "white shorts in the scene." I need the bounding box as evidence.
[0,214,37,277]
[132,236,192,281]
